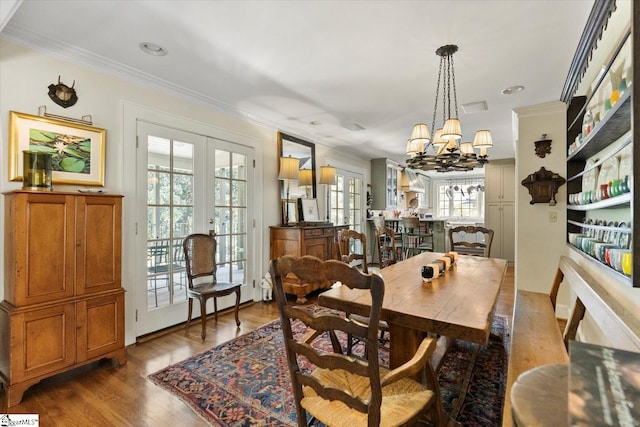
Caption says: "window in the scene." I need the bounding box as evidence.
[436,178,485,218]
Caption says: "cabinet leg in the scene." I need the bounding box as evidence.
[112,347,128,366]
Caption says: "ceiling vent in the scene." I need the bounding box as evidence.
[342,123,366,131]
[461,101,488,114]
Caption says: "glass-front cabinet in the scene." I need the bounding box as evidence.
[371,158,401,210]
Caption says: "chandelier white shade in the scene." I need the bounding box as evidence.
[406,44,491,172]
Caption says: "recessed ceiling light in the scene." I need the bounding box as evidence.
[139,42,168,56]
[309,121,322,126]
[502,85,525,95]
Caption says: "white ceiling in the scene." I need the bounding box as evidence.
[1,0,595,166]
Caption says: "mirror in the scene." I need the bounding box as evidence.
[277,131,317,201]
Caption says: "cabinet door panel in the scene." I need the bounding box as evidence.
[11,303,75,382]
[305,238,329,259]
[502,165,516,203]
[11,193,75,306]
[501,203,515,262]
[76,196,122,294]
[76,292,125,362]
[485,203,503,258]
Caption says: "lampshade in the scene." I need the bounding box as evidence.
[406,139,424,156]
[278,156,300,180]
[459,141,475,155]
[409,123,431,144]
[319,165,336,185]
[432,128,447,146]
[298,168,313,186]
[441,118,462,140]
[473,130,493,147]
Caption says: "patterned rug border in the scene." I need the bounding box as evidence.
[149,313,510,426]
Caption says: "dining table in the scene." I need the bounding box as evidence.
[319,251,507,426]
[318,251,508,371]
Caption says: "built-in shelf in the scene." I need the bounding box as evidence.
[567,193,631,210]
[567,219,632,234]
[567,244,632,286]
[567,88,632,161]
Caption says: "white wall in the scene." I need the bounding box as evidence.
[0,38,365,344]
[514,102,570,310]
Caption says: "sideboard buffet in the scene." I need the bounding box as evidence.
[269,224,348,303]
[0,191,127,407]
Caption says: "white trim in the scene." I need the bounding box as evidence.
[122,101,264,343]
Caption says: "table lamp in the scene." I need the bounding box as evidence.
[319,164,336,222]
[298,168,313,198]
[278,155,300,225]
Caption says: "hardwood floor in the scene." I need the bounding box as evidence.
[1,267,515,426]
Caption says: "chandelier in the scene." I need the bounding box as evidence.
[406,44,493,172]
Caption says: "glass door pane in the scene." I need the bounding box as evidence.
[212,149,247,285]
[146,135,194,310]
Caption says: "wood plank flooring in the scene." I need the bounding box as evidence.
[1,267,515,426]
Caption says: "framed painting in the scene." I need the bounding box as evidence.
[300,198,320,221]
[8,111,106,186]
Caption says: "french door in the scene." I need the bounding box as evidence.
[136,122,254,335]
[329,171,363,232]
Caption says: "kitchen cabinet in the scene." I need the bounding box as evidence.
[0,191,127,407]
[485,160,515,203]
[485,160,515,262]
[269,224,348,303]
[485,202,515,263]
[371,158,401,210]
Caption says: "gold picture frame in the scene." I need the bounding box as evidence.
[8,111,106,186]
[281,200,298,225]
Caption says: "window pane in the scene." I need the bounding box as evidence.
[173,140,193,174]
[215,149,230,178]
[148,206,171,239]
[172,174,193,205]
[215,179,230,206]
[232,207,247,234]
[232,234,246,262]
[232,153,247,179]
[172,207,193,237]
[214,207,230,236]
[216,235,231,264]
[232,181,246,206]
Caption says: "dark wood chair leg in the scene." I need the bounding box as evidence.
[185,298,193,331]
[213,298,218,321]
[234,288,241,327]
[200,296,207,340]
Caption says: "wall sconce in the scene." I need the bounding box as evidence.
[319,165,336,222]
[278,155,300,225]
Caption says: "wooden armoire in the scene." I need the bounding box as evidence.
[0,191,127,407]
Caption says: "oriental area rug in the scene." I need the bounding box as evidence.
[149,309,509,427]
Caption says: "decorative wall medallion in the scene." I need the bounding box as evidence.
[534,134,552,158]
[48,76,78,108]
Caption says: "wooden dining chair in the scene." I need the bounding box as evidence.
[337,229,388,352]
[337,229,368,273]
[375,226,399,269]
[401,217,433,259]
[270,255,441,427]
[448,225,495,257]
[183,233,241,339]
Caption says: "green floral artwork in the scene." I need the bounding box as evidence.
[29,128,91,174]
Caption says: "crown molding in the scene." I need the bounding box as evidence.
[1,24,278,131]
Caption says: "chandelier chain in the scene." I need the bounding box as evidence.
[431,54,444,137]
[450,54,458,118]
